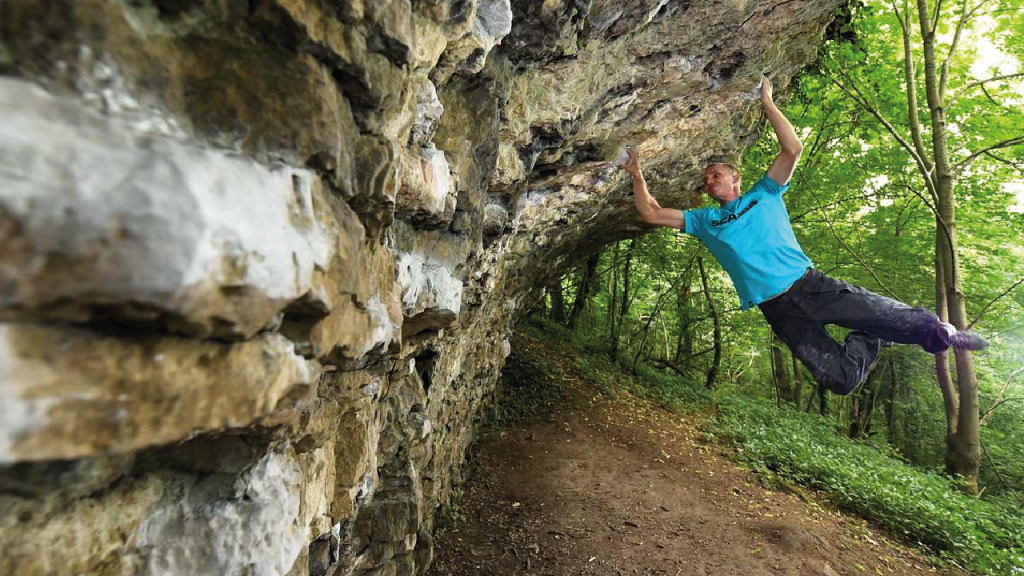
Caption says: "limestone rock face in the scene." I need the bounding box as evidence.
[0,324,318,463]
[0,78,332,339]
[0,0,844,574]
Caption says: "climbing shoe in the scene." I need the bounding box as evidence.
[950,331,990,351]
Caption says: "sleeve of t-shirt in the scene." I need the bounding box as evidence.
[682,209,706,239]
[752,173,790,196]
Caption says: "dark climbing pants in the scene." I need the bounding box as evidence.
[758,268,951,396]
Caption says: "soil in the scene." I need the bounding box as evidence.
[429,333,968,576]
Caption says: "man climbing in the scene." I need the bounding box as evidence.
[617,75,988,396]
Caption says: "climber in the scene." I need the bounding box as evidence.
[616,75,988,396]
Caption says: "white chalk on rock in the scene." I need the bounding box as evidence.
[614,145,632,166]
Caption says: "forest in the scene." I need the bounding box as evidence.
[529,0,1024,571]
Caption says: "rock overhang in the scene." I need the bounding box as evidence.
[0,0,846,574]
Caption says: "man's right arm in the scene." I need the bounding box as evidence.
[760,76,803,187]
[620,148,683,229]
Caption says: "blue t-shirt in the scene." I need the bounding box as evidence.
[682,174,813,310]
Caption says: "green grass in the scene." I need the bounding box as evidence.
[516,315,1024,576]
[519,315,714,413]
[709,395,1024,575]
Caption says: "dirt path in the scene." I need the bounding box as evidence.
[429,335,966,576]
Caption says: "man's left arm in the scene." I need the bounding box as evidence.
[761,76,803,187]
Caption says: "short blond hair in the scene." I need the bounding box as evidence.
[704,162,739,178]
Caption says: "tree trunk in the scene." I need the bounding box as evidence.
[674,299,685,362]
[621,239,635,319]
[675,275,693,362]
[935,245,959,462]
[916,0,980,491]
[588,283,596,329]
[792,349,803,409]
[632,268,689,374]
[567,253,600,330]
[804,382,817,413]
[771,333,794,404]
[849,393,861,438]
[818,384,828,417]
[697,256,721,389]
[551,279,566,324]
[606,241,614,330]
[850,361,884,439]
[886,358,898,445]
[864,362,887,437]
[610,242,623,358]
[942,231,981,490]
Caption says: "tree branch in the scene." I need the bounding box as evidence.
[980,439,1024,508]
[939,0,971,100]
[994,323,1024,338]
[650,349,715,376]
[975,82,1024,116]
[966,0,999,19]
[830,75,938,198]
[980,366,1024,424]
[918,0,934,34]
[958,72,1024,93]
[632,259,695,371]
[956,135,1024,172]
[982,397,1024,419]
[977,6,1024,14]
[802,176,903,301]
[893,0,935,173]
[806,103,834,160]
[791,192,890,223]
[931,0,944,32]
[968,277,1024,330]
[887,182,955,255]
[983,150,1024,173]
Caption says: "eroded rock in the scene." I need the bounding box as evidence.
[0,77,333,339]
[396,146,457,225]
[0,324,319,463]
[0,445,320,576]
[0,0,846,574]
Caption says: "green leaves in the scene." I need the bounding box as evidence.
[742,0,1024,494]
[709,395,1024,575]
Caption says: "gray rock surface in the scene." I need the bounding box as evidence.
[0,0,845,574]
[0,78,332,339]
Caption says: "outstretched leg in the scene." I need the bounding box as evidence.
[759,298,884,396]
[789,270,953,353]
[759,269,987,395]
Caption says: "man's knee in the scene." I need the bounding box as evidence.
[819,374,861,396]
